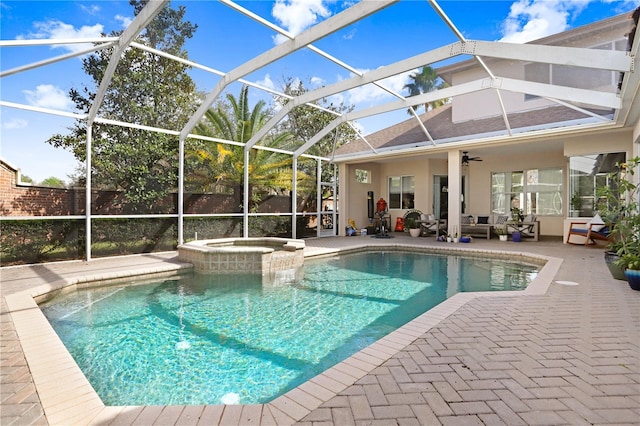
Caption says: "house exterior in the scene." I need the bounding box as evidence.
[334,11,639,242]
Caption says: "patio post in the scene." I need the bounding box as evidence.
[447,150,462,238]
[85,124,92,262]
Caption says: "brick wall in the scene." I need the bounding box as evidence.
[1,161,305,217]
[0,161,75,216]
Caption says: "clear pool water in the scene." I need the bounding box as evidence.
[41,251,538,406]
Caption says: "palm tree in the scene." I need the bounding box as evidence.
[188,86,311,234]
[404,66,450,114]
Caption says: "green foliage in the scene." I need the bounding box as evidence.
[0,220,85,265]
[404,66,450,114]
[597,156,640,270]
[276,78,353,211]
[39,176,66,188]
[46,1,198,212]
[276,77,356,157]
[91,218,177,255]
[511,207,524,223]
[405,218,419,229]
[183,216,312,240]
[0,218,178,265]
[190,85,309,216]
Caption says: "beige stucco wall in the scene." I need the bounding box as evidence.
[464,147,565,236]
[342,158,445,233]
[339,127,635,238]
[449,25,627,123]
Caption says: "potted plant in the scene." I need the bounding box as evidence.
[511,206,524,223]
[494,226,508,241]
[405,218,421,237]
[510,207,524,242]
[597,156,640,290]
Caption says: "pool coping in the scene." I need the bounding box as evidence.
[5,244,562,425]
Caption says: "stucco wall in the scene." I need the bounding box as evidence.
[464,147,565,236]
[449,24,628,123]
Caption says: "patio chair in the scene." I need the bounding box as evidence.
[518,214,538,239]
[566,221,613,247]
[419,214,444,236]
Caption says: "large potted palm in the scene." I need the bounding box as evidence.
[598,156,640,290]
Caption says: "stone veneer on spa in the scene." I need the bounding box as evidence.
[177,237,305,277]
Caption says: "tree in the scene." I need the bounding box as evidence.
[275,78,357,212]
[40,177,66,188]
[47,0,198,213]
[404,66,449,114]
[189,86,305,215]
[19,175,33,184]
[276,77,356,158]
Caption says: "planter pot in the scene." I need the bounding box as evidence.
[604,251,626,281]
[512,231,521,242]
[447,237,452,243]
[409,228,421,238]
[453,237,459,243]
[499,235,508,242]
[624,269,640,291]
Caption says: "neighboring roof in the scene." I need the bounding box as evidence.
[335,104,612,158]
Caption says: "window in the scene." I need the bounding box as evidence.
[355,169,370,183]
[491,168,562,216]
[388,176,414,209]
[568,152,625,217]
[524,39,626,101]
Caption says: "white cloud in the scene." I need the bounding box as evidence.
[3,118,28,130]
[115,14,133,29]
[79,4,100,15]
[346,70,414,105]
[499,0,591,43]
[271,0,332,44]
[23,85,73,110]
[256,73,276,91]
[26,20,104,54]
[310,76,325,87]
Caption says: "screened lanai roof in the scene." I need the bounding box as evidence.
[2,0,638,253]
[2,0,638,163]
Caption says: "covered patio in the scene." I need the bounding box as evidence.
[3,236,638,425]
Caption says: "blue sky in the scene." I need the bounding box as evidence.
[1,0,638,183]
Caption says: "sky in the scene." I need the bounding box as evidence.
[1,0,638,184]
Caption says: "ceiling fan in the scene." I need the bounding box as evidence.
[461,151,482,166]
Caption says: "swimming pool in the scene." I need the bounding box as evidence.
[40,250,539,406]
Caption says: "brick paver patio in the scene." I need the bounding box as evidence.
[1,236,638,425]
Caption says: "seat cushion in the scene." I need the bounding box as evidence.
[588,213,605,232]
[569,228,589,235]
[495,215,509,224]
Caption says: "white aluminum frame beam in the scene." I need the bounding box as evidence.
[0,42,115,78]
[248,40,629,154]
[87,0,168,125]
[178,0,397,142]
[223,0,421,145]
[615,28,640,127]
[294,75,621,157]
